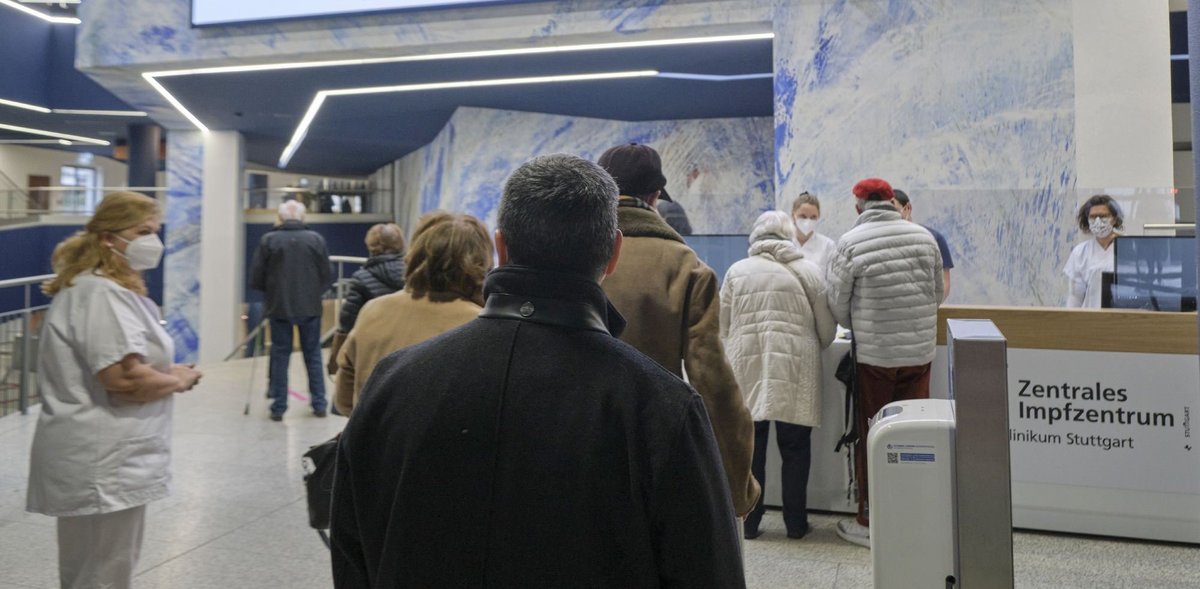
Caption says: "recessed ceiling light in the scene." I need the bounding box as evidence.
[277,69,659,168]
[0,122,110,145]
[0,0,79,24]
[0,97,52,114]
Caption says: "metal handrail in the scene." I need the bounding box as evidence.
[0,274,55,290]
[0,273,54,415]
[224,255,369,361]
[0,186,168,192]
[1143,223,1196,230]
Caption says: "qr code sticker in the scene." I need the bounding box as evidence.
[887,452,898,464]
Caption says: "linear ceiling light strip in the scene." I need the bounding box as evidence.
[142,73,210,132]
[149,32,774,78]
[0,122,109,145]
[0,0,79,23]
[53,109,149,116]
[151,31,773,137]
[278,69,658,168]
[0,98,52,113]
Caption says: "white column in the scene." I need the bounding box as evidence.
[198,131,245,364]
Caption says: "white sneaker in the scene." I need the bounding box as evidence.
[836,519,871,548]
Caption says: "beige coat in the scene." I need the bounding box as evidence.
[334,290,481,415]
[720,239,837,427]
[601,203,760,516]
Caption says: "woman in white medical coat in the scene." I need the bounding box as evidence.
[26,192,202,589]
[791,192,837,277]
[1063,194,1123,308]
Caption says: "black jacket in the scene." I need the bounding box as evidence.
[331,266,743,588]
[337,253,406,333]
[249,220,331,319]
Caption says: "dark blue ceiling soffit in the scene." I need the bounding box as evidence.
[0,15,142,158]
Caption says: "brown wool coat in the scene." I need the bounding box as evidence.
[334,290,482,415]
[602,204,761,515]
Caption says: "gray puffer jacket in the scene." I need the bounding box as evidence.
[826,204,943,367]
[337,253,406,333]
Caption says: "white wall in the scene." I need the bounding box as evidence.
[0,145,129,208]
[1073,0,1176,233]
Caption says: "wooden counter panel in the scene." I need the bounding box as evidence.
[935,306,1198,355]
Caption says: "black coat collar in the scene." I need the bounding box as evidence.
[480,266,626,337]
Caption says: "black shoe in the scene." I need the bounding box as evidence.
[329,405,343,417]
[786,524,811,539]
[269,414,283,422]
[313,409,327,418]
[743,522,764,540]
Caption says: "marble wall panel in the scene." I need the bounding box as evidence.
[774,0,1076,305]
[396,106,773,234]
[164,131,204,362]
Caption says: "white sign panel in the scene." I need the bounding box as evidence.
[192,0,520,26]
[1005,349,1198,494]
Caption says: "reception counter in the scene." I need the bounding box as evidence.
[931,306,1199,543]
[763,306,1199,543]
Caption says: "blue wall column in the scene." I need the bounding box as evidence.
[164,131,203,362]
[127,123,161,194]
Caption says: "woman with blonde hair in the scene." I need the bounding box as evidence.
[791,192,837,275]
[334,211,491,415]
[26,192,203,589]
[720,210,837,540]
[327,223,407,376]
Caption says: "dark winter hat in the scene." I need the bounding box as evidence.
[597,143,667,199]
[852,178,895,201]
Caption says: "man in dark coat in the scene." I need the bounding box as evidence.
[330,154,744,588]
[249,200,331,420]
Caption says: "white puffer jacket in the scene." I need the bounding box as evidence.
[720,239,837,426]
[826,205,943,368]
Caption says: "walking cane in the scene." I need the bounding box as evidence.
[243,324,264,416]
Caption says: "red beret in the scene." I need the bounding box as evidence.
[852,178,894,201]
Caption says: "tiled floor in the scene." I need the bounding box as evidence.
[0,353,1197,588]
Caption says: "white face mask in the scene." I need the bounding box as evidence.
[116,234,165,271]
[795,218,819,237]
[1088,217,1114,239]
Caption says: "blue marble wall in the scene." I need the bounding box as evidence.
[73,0,1116,358]
[399,107,774,234]
[164,131,203,362]
[774,0,1076,305]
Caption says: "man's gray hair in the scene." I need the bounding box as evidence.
[497,154,619,278]
[279,200,306,221]
[749,210,795,243]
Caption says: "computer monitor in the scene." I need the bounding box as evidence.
[1108,236,1197,312]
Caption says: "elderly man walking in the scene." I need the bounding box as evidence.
[331,154,744,587]
[249,200,331,421]
[825,178,943,547]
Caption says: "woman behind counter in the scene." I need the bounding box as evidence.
[1064,194,1123,308]
[720,210,837,541]
[791,192,837,275]
[26,192,203,589]
[334,211,492,415]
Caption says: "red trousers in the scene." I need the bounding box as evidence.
[853,362,931,526]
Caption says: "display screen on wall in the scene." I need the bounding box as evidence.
[192,0,528,26]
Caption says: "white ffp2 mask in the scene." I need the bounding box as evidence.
[116,234,165,271]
